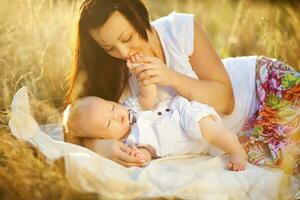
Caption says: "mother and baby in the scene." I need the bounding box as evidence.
[63,0,300,173]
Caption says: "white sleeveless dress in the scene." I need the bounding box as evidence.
[126,12,258,135]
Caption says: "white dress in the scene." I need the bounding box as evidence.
[127,12,258,135]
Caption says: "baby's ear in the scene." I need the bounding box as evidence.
[63,128,84,146]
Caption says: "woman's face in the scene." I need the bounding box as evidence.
[89,11,149,60]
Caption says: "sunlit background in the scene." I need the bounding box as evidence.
[0,0,299,199]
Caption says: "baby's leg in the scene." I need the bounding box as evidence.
[171,96,246,170]
[199,116,247,171]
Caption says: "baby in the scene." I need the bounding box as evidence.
[66,95,247,171]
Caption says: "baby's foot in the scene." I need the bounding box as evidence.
[227,146,247,171]
[127,54,144,77]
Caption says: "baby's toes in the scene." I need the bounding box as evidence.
[233,164,239,171]
[240,163,246,170]
[130,55,136,63]
[237,164,244,171]
[227,162,233,170]
[238,164,242,171]
[134,54,140,62]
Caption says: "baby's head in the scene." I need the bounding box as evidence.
[65,96,131,140]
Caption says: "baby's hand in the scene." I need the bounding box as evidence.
[128,145,151,164]
[128,145,143,159]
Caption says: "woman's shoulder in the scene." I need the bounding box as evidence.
[152,12,195,57]
[169,12,194,42]
[152,11,194,31]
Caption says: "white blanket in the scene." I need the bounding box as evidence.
[9,87,299,200]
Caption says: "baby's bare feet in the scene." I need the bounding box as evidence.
[227,146,247,171]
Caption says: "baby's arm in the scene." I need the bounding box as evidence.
[127,54,158,110]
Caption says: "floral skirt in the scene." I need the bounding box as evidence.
[238,56,300,174]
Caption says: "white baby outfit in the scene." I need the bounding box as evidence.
[123,96,222,157]
[127,12,258,136]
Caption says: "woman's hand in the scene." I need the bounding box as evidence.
[84,138,146,167]
[128,54,176,87]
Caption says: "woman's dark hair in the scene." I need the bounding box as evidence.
[64,0,151,108]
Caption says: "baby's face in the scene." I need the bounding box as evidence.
[83,98,131,140]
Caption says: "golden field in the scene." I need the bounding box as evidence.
[0,0,299,199]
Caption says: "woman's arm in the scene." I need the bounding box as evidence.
[132,20,234,114]
[83,138,147,167]
[171,20,234,114]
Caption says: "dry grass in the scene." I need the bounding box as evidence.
[0,0,299,199]
[147,0,300,68]
[0,126,98,200]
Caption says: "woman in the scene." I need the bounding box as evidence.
[64,0,300,172]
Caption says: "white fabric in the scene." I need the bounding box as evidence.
[8,87,299,199]
[40,123,64,142]
[122,95,142,113]
[125,96,222,157]
[221,56,258,135]
[129,12,258,135]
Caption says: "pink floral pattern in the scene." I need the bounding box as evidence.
[239,56,300,174]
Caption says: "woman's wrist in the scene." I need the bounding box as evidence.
[168,69,182,90]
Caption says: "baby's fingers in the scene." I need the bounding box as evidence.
[118,150,146,166]
[134,151,143,158]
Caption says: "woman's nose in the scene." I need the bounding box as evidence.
[118,45,129,59]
